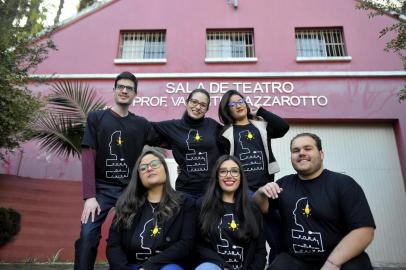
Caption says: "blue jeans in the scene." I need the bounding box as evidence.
[130,263,184,270]
[74,183,124,270]
[195,262,222,270]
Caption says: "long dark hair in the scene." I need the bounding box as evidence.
[218,90,253,125]
[199,155,259,243]
[114,148,181,230]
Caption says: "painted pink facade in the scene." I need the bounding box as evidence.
[35,0,403,73]
[3,0,404,181]
[1,0,405,262]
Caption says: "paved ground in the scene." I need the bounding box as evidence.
[0,265,106,270]
[0,264,405,270]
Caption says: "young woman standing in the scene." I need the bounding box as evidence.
[218,90,289,263]
[152,89,224,199]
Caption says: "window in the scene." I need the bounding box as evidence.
[206,30,256,62]
[295,28,351,61]
[115,31,166,63]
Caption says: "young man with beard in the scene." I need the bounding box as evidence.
[253,133,375,270]
[74,72,164,270]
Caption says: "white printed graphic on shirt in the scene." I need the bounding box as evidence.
[291,197,324,253]
[105,130,129,178]
[238,130,264,172]
[185,129,208,172]
[217,213,244,269]
[136,218,154,260]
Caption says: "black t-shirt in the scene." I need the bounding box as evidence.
[82,109,161,186]
[153,114,223,196]
[214,202,246,269]
[233,123,270,191]
[130,202,164,261]
[270,169,375,262]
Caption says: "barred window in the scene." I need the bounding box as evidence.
[206,30,255,59]
[295,28,347,58]
[118,31,165,60]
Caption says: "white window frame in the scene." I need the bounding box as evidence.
[295,28,351,62]
[205,30,257,63]
[114,31,166,64]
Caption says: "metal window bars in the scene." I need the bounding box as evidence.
[206,30,255,58]
[295,28,347,58]
[119,31,166,59]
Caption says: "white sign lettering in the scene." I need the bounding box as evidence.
[133,81,328,107]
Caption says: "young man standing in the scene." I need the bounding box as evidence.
[74,72,163,270]
[254,132,376,270]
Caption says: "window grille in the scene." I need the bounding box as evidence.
[206,30,255,59]
[295,28,347,58]
[119,31,165,59]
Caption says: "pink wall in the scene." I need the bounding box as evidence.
[34,0,403,75]
[1,0,404,263]
[4,0,405,179]
[2,77,405,181]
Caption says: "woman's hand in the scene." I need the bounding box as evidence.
[250,106,259,116]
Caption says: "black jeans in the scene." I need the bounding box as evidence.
[74,183,124,270]
[247,189,283,265]
[264,209,283,264]
[268,252,374,270]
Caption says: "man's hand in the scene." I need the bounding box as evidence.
[258,182,283,199]
[81,197,101,224]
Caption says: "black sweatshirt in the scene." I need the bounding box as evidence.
[153,114,224,196]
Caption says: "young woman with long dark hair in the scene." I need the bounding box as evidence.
[152,89,224,199]
[106,148,196,270]
[195,155,266,270]
[218,89,289,264]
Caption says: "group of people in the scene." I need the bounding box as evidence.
[74,72,376,270]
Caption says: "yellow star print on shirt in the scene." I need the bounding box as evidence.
[151,225,161,237]
[117,137,124,146]
[194,132,202,142]
[303,202,311,218]
[228,219,239,231]
[246,131,254,140]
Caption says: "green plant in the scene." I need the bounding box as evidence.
[0,207,21,247]
[30,80,106,158]
[22,257,39,263]
[47,248,63,263]
[0,1,56,159]
[357,0,406,101]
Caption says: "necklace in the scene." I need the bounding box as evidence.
[148,201,157,213]
[147,201,161,237]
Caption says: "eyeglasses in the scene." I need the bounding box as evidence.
[115,84,135,92]
[188,99,208,110]
[219,168,240,177]
[138,159,162,173]
[228,98,246,108]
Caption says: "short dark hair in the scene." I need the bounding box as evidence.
[218,89,252,125]
[290,132,322,151]
[187,88,211,110]
[115,71,138,93]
